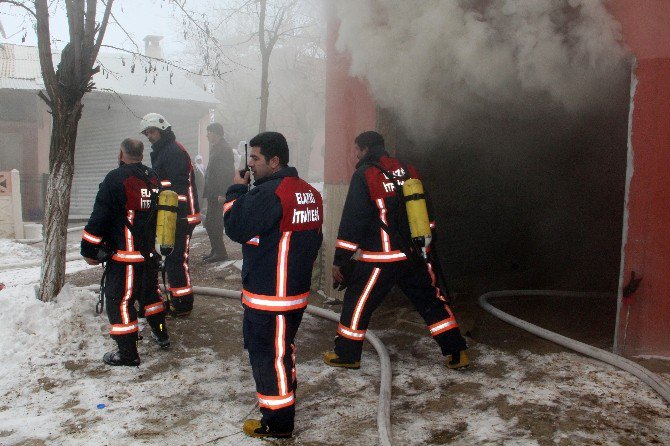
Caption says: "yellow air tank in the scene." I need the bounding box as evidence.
[402,178,432,257]
[155,190,178,256]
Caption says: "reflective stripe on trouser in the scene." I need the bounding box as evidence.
[104,260,165,354]
[243,308,303,433]
[334,260,467,362]
[165,220,195,313]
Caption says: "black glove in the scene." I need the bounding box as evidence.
[333,259,355,291]
[95,245,113,263]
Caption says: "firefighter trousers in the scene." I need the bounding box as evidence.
[334,259,467,362]
[104,259,166,356]
[165,220,196,313]
[243,307,303,433]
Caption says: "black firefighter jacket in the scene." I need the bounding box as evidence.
[334,147,434,267]
[81,162,159,263]
[150,129,201,225]
[223,167,323,313]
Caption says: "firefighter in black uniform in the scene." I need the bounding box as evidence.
[323,131,469,370]
[224,131,323,439]
[81,138,169,366]
[140,113,201,317]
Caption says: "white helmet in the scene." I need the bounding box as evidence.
[139,113,171,133]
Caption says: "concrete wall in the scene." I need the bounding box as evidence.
[0,170,24,238]
[610,0,670,357]
[322,18,377,296]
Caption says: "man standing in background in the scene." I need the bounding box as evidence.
[202,122,234,263]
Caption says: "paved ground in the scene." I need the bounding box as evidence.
[57,227,670,445]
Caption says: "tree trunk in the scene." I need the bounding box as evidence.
[259,52,270,133]
[38,105,82,302]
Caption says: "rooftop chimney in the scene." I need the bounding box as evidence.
[143,35,164,59]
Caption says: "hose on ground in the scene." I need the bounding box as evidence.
[191,286,394,446]
[479,290,670,406]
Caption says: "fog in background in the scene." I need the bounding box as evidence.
[1,0,327,181]
[334,0,630,144]
[176,0,326,182]
[333,0,633,292]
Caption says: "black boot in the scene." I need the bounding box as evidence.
[151,330,170,349]
[103,351,140,366]
[148,315,170,349]
[104,334,140,366]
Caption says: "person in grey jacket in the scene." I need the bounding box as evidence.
[203,122,235,262]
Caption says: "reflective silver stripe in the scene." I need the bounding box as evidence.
[161,180,171,187]
[244,295,308,308]
[359,252,407,261]
[109,322,138,334]
[144,302,164,313]
[248,236,260,244]
[277,232,291,297]
[338,325,365,339]
[336,240,358,251]
[178,195,187,202]
[275,315,288,395]
[223,200,236,213]
[114,252,144,261]
[429,320,457,334]
[170,286,193,296]
[82,230,102,244]
[258,394,294,407]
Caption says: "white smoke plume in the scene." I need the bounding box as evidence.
[334,0,630,141]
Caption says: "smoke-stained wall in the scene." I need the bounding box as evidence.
[331,0,631,293]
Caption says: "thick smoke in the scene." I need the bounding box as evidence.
[334,0,630,142]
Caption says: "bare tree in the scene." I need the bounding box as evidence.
[0,0,114,301]
[178,0,303,133]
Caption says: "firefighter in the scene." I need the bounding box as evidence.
[223,131,323,439]
[81,138,169,366]
[140,113,201,317]
[323,131,469,370]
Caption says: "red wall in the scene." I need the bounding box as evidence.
[324,19,376,184]
[610,1,670,356]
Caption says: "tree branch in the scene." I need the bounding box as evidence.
[34,0,58,106]
[99,43,233,78]
[63,0,86,85]
[106,4,142,56]
[169,0,247,68]
[83,0,97,51]
[0,0,37,18]
[91,0,113,66]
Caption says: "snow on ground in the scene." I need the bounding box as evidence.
[1,238,670,445]
[0,240,95,287]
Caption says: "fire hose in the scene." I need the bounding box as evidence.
[479,290,670,406]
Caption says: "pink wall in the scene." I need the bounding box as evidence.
[324,19,377,184]
[610,0,670,356]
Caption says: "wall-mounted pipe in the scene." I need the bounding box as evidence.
[479,290,670,405]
